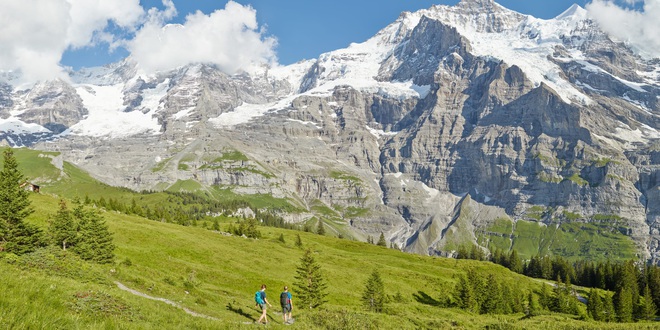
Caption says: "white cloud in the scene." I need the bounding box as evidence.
[129,1,277,74]
[0,0,277,82]
[65,0,144,48]
[0,0,144,83]
[586,0,660,58]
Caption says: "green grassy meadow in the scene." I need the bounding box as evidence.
[2,193,652,329]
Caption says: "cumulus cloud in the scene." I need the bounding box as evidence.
[586,0,660,58]
[0,0,144,83]
[129,1,277,74]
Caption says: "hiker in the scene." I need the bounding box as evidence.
[255,284,272,324]
[280,286,293,324]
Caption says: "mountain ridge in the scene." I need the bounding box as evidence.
[1,1,659,261]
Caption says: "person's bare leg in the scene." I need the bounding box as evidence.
[258,308,267,323]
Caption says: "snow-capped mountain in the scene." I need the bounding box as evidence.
[2,0,659,260]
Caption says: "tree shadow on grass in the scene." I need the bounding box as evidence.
[413,291,443,307]
[226,302,255,322]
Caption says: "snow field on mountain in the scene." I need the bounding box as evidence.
[140,79,170,114]
[70,84,161,138]
[209,96,292,128]
[301,28,432,101]
[0,118,50,135]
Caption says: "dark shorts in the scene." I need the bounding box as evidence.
[282,304,291,313]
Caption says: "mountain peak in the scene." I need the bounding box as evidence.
[555,3,587,20]
[456,0,505,12]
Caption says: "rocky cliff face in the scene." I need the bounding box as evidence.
[2,0,659,261]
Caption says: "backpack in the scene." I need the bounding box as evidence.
[280,292,290,305]
[255,291,265,305]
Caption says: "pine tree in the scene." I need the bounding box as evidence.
[587,288,603,321]
[49,200,77,250]
[316,220,326,235]
[508,250,523,274]
[294,248,328,309]
[500,282,514,314]
[0,149,33,229]
[367,236,374,244]
[648,266,660,311]
[527,291,541,317]
[5,222,45,255]
[455,274,478,313]
[295,233,303,249]
[539,283,553,310]
[615,286,634,323]
[0,149,42,254]
[469,244,485,261]
[636,284,657,321]
[376,232,387,247]
[602,292,616,322]
[362,269,386,312]
[456,244,470,259]
[482,275,504,314]
[278,233,286,244]
[73,206,115,264]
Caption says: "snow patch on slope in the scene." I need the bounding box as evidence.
[68,85,161,138]
[0,118,50,134]
[301,26,431,100]
[140,79,170,112]
[209,97,292,128]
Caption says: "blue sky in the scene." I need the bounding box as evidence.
[61,0,590,69]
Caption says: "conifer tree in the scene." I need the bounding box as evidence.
[294,248,328,309]
[508,250,523,274]
[5,222,45,255]
[456,244,470,259]
[482,275,503,314]
[377,232,387,247]
[244,218,261,238]
[587,288,603,321]
[647,266,660,311]
[469,244,485,261]
[500,282,514,314]
[0,149,33,229]
[316,220,326,235]
[615,286,633,322]
[49,200,77,250]
[295,233,303,249]
[636,284,657,321]
[73,206,115,264]
[362,269,386,312]
[538,283,553,310]
[602,292,616,322]
[0,149,43,254]
[456,274,478,313]
[278,233,286,244]
[367,236,374,244]
[527,291,541,316]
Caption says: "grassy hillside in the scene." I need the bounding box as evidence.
[0,193,653,329]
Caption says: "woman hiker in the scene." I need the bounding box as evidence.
[256,284,272,324]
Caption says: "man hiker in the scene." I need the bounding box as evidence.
[280,286,293,324]
[255,284,272,324]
